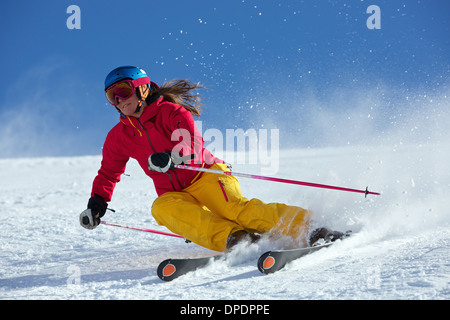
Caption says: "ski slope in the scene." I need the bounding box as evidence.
[1,142,449,300]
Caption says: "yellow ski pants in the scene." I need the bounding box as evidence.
[151,164,312,252]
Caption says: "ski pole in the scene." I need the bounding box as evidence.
[174,164,380,197]
[100,221,185,239]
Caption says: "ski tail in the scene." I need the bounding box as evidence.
[157,259,178,281]
[257,242,334,274]
[157,255,221,281]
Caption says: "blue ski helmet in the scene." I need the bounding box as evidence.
[104,66,150,90]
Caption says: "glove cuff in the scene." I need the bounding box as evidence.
[87,194,108,217]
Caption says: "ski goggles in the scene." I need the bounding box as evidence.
[105,78,149,106]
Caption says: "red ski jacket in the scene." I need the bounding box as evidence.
[91,96,223,202]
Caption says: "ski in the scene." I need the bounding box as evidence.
[257,242,334,274]
[258,229,353,274]
[157,243,332,281]
[158,231,352,280]
[157,255,223,281]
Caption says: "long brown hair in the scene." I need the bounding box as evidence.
[148,79,203,117]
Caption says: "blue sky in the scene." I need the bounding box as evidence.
[0,0,449,158]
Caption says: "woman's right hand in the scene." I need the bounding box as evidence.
[80,195,108,229]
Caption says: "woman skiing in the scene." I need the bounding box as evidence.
[79,66,342,252]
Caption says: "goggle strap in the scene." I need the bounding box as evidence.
[131,77,151,88]
[137,84,150,100]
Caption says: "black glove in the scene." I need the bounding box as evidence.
[148,152,174,173]
[79,194,108,229]
[87,194,108,216]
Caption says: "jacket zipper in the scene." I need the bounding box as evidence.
[137,119,177,190]
[166,172,176,191]
[218,180,229,202]
[137,119,156,153]
[173,170,186,189]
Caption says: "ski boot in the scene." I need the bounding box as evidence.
[308,227,351,246]
[226,230,261,250]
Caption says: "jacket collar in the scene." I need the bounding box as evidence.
[119,95,163,128]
